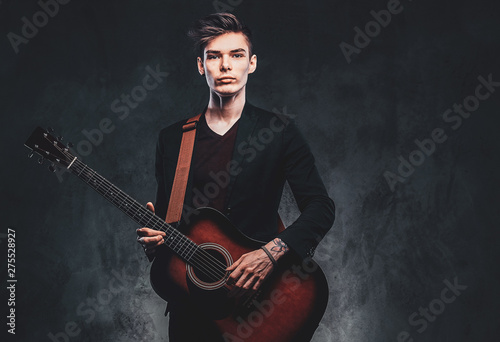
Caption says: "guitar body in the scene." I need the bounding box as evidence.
[150,208,329,342]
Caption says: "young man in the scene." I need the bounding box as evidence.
[137,13,335,341]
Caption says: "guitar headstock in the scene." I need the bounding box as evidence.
[24,127,76,170]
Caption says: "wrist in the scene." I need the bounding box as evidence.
[264,238,289,262]
[260,246,277,266]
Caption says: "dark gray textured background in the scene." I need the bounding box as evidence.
[1,0,500,341]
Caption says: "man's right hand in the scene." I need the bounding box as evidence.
[136,202,166,255]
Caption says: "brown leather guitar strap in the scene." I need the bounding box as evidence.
[164,112,286,233]
[165,114,201,224]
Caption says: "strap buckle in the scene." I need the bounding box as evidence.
[182,121,198,132]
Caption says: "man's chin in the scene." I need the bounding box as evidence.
[214,88,242,98]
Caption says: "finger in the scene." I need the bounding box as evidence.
[227,266,244,285]
[138,235,165,247]
[146,202,155,213]
[226,258,242,272]
[251,263,274,291]
[136,228,152,236]
[136,228,166,237]
[233,275,257,298]
[228,270,253,298]
[227,274,246,297]
[252,276,266,291]
[240,275,258,294]
[152,236,165,247]
[145,235,165,248]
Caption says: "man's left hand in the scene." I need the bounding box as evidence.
[226,238,289,298]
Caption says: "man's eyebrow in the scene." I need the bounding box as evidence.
[205,48,247,54]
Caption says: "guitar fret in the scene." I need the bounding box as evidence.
[165,233,176,247]
[184,242,197,260]
[177,239,187,257]
[180,238,192,257]
[141,210,155,228]
[92,176,101,189]
[77,164,86,176]
[123,202,132,215]
[132,209,142,223]
[85,170,94,183]
[180,243,191,259]
[83,166,92,181]
[110,189,120,207]
[171,234,183,251]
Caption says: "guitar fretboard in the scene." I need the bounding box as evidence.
[68,158,199,261]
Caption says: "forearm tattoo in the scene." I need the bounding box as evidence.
[270,238,289,254]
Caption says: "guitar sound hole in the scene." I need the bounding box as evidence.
[192,249,228,283]
[186,243,232,291]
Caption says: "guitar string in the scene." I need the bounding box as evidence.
[68,160,229,284]
[62,154,230,283]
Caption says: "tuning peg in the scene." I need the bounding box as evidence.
[38,157,44,165]
[67,142,74,148]
[28,151,34,158]
[47,127,54,133]
[48,164,56,172]
[57,135,63,141]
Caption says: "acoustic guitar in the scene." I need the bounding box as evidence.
[25,126,329,341]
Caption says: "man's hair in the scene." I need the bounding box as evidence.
[187,13,253,58]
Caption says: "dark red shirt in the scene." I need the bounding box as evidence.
[191,113,239,211]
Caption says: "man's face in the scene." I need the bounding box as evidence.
[197,32,257,97]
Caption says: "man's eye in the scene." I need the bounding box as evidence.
[207,55,219,59]
[233,54,243,58]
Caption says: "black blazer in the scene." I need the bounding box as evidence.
[154,102,335,259]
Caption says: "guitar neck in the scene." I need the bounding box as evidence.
[67,158,198,261]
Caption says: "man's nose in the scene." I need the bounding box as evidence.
[221,56,232,71]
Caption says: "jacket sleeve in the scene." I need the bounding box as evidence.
[275,120,335,259]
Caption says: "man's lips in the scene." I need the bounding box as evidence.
[218,76,235,83]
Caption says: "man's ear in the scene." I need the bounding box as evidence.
[248,54,257,74]
[197,57,205,76]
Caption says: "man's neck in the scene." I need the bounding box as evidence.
[205,89,246,125]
